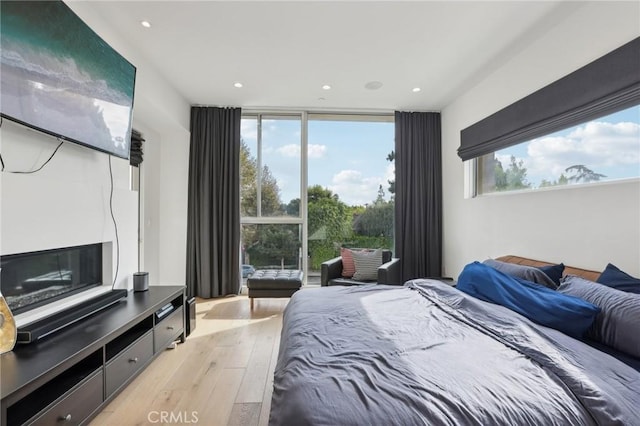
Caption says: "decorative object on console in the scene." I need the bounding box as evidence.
[133,272,149,292]
[0,289,17,354]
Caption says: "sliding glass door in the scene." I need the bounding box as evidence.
[240,112,394,286]
[306,114,394,285]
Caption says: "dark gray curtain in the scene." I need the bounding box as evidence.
[394,111,442,282]
[186,107,241,298]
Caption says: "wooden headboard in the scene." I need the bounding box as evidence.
[496,255,601,282]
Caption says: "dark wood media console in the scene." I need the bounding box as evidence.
[0,286,185,426]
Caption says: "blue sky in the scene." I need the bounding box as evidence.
[242,117,394,206]
[494,105,640,186]
[242,105,639,203]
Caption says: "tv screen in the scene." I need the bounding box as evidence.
[0,1,136,160]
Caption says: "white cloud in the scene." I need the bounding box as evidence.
[277,143,326,158]
[309,144,327,158]
[384,162,395,184]
[520,121,639,184]
[240,119,257,142]
[277,144,299,157]
[328,169,389,205]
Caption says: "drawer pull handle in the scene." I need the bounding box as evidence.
[59,414,72,422]
[167,326,174,330]
[129,357,139,363]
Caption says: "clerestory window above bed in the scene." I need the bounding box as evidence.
[458,37,640,195]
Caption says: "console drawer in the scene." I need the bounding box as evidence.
[154,306,183,353]
[29,369,103,426]
[105,330,153,398]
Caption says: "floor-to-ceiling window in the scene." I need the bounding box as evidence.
[306,114,394,284]
[240,112,394,285]
[240,114,303,284]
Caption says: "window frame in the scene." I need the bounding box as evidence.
[470,104,640,197]
[240,110,394,284]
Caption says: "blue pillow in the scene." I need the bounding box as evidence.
[457,262,600,339]
[559,275,640,358]
[596,263,640,294]
[536,263,564,287]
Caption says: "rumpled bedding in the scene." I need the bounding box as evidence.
[269,280,640,426]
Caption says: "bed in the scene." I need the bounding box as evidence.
[269,257,640,425]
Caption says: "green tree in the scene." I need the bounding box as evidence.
[246,224,300,269]
[350,186,394,250]
[565,165,606,183]
[539,173,569,188]
[353,202,394,238]
[241,141,291,268]
[386,151,395,196]
[375,184,386,205]
[494,155,531,191]
[240,140,282,217]
[284,198,300,216]
[307,185,351,269]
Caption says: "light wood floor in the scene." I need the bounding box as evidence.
[90,295,288,426]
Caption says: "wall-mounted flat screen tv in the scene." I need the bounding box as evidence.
[0,1,136,160]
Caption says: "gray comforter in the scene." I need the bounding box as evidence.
[270,280,640,426]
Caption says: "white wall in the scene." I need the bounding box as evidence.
[442,2,640,278]
[156,129,190,285]
[0,121,137,290]
[0,4,192,295]
[66,3,192,287]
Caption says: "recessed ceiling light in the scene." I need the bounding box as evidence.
[412,87,421,93]
[365,81,383,90]
[140,20,151,28]
[234,82,243,88]
[322,84,331,90]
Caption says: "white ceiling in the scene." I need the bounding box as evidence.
[70,1,580,112]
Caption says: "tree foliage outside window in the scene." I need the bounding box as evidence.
[241,139,394,271]
[240,140,282,217]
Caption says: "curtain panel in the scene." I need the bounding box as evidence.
[186,106,241,298]
[394,111,442,282]
[458,37,640,161]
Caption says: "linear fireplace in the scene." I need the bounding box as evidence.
[1,243,126,343]
[1,243,102,315]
